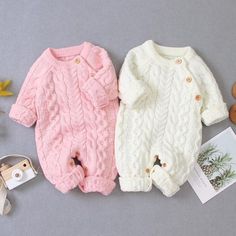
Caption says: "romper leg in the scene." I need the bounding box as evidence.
[38,140,85,194]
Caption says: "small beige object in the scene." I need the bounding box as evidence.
[175,58,182,64]
[1,159,34,182]
[231,82,236,98]
[145,168,150,173]
[0,154,38,216]
[75,58,80,64]
[186,77,192,83]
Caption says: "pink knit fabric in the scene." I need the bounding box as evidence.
[9,42,118,195]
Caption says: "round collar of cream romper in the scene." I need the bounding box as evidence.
[144,40,195,66]
[45,41,93,66]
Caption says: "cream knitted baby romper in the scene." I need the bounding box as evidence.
[115,40,228,197]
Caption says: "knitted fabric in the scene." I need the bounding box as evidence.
[115,40,228,197]
[9,42,118,195]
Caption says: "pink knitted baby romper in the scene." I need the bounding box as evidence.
[9,42,118,195]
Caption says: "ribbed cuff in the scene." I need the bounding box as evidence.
[120,80,151,109]
[201,104,228,126]
[79,176,116,195]
[151,165,180,197]
[119,177,152,192]
[55,166,85,193]
[9,104,37,127]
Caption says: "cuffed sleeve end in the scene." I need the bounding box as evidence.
[119,80,150,109]
[201,103,228,126]
[9,104,37,127]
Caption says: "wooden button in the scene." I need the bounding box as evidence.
[162,163,167,168]
[229,104,236,124]
[75,58,80,64]
[186,77,192,83]
[69,159,75,166]
[175,58,182,64]
[145,168,150,173]
[195,95,201,101]
[232,82,236,98]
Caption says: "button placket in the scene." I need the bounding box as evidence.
[180,66,198,93]
[174,61,203,107]
[176,63,193,85]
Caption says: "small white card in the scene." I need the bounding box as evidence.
[188,127,236,204]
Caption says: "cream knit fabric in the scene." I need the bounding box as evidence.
[115,40,228,197]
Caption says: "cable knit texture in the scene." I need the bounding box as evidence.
[115,40,228,197]
[9,42,118,195]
